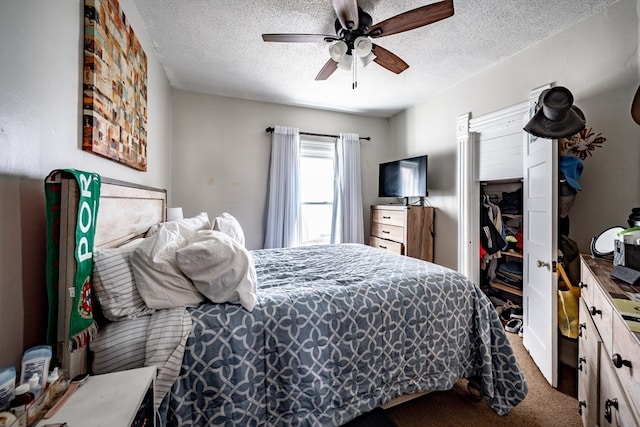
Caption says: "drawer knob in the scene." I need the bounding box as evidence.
[379,245,387,249]
[578,323,587,337]
[604,398,619,423]
[577,357,586,371]
[382,216,391,219]
[578,400,586,416]
[579,281,587,289]
[589,306,601,316]
[612,353,632,369]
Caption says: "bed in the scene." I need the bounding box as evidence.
[52,175,527,426]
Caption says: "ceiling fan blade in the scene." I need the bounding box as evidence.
[372,44,409,74]
[262,34,338,43]
[331,0,359,30]
[369,0,454,38]
[315,59,339,80]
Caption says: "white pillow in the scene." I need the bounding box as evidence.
[176,230,257,311]
[92,239,155,321]
[131,222,206,309]
[89,315,150,374]
[146,212,211,239]
[213,213,245,247]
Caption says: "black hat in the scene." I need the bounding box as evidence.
[524,86,586,138]
[632,85,640,125]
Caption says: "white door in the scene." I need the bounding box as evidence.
[522,88,558,386]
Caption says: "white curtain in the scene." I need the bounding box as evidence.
[331,133,364,244]
[264,125,302,248]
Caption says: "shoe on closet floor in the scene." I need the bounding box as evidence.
[496,300,520,323]
[510,306,523,319]
[505,318,523,333]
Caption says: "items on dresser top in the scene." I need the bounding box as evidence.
[613,298,640,333]
[590,226,626,259]
[613,226,640,271]
[609,264,640,286]
[626,207,640,227]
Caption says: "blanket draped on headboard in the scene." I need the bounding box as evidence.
[45,169,101,351]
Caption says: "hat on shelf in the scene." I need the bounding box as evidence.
[632,85,640,125]
[524,86,586,138]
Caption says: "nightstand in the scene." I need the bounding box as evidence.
[35,366,155,427]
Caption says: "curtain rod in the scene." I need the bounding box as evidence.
[265,127,371,141]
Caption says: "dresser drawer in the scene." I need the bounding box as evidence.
[371,208,406,228]
[599,353,640,427]
[371,222,405,243]
[580,261,598,308]
[369,236,403,254]
[578,376,599,427]
[578,300,602,427]
[579,300,601,380]
[586,278,615,355]
[610,310,640,416]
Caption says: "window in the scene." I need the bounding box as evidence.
[300,139,334,245]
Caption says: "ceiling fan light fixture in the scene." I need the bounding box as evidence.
[329,41,348,62]
[337,52,353,70]
[262,0,455,84]
[354,36,372,57]
[360,52,376,67]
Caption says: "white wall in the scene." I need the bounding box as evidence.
[389,0,640,269]
[0,0,173,368]
[171,90,390,250]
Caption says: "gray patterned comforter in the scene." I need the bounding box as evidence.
[164,243,527,426]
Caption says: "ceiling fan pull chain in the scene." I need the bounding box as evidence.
[352,51,357,90]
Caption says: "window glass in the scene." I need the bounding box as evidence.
[300,140,334,245]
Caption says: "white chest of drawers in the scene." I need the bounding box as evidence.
[578,256,640,427]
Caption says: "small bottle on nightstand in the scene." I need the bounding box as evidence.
[9,384,33,427]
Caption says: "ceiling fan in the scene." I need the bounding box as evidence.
[262,0,454,82]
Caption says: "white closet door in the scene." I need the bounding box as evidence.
[522,86,558,386]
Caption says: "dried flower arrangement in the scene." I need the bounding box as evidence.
[558,127,606,159]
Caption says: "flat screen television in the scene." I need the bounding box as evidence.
[378,155,428,204]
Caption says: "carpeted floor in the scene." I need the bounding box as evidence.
[384,333,582,427]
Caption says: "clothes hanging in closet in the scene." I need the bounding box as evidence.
[480,195,508,281]
[480,195,507,255]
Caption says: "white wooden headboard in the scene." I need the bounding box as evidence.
[56,176,166,378]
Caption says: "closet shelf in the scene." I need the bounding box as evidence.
[490,281,523,297]
[502,251,523,259]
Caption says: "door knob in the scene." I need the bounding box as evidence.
[536,260,550,269]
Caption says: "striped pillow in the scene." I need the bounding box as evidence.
[92,239,155,321]
[90,315,150,374]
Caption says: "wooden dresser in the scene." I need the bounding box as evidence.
[369,205,434,262]
[578,255,640,426]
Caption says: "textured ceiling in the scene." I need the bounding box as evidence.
[132,0,618,118]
